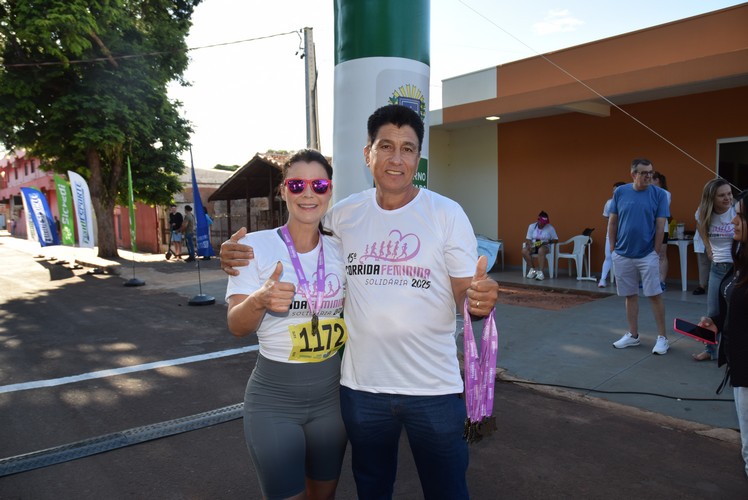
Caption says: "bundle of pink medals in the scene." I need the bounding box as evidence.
[462,298,498,444]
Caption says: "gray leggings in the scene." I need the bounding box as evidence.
[243,353,347,500]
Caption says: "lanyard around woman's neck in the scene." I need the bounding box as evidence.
[279,225,325,333]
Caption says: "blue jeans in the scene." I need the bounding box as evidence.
[184,232,195,259]
[339,386,469,500]
[706,262,732,357]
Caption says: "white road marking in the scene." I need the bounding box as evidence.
[0,345,260,394]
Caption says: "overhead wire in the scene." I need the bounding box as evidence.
[1,30,300,68]
[457,0,727,183]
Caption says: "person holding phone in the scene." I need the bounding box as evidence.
[692,178,735,361]
[698,189,748,478]
[226,149,348,499]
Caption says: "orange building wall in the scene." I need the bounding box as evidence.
[498,86,748,279]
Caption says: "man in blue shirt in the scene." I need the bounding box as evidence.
[609,158,670,354]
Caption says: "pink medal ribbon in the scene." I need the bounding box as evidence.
[279,225,325,335]
[462,298,498,443]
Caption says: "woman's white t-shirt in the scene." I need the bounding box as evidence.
[226,230,346,363]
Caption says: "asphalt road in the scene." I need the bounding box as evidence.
[1,237,747,499]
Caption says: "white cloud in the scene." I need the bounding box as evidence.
[533,9,585,35]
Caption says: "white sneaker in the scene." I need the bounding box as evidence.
[613,332,640,349]
[526,268,537,279]
[652,336,669,355]
[535,271,545,281]
[598,280,607,288]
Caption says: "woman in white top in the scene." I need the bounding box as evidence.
[693,178,735,361]
[226,149,348,499]
[652,171,671,289]
[599,182,626,287]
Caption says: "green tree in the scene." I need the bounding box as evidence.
[0,0,202,258]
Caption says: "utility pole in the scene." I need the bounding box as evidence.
[303,27,320,151]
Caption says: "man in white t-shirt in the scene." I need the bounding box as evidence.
[220,105,500,499]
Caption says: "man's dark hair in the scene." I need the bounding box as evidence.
[185,205,192,212]
[367,104,424,152]
[630,158,652,172]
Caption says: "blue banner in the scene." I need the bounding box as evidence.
[20,187,60,247]
[190,154,215,258]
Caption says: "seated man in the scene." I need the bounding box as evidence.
[522,211,558,281]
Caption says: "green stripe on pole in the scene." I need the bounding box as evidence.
[334,0,429,65]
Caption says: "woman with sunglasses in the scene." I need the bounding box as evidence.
[698,189,748,478]
[226,149,348,499]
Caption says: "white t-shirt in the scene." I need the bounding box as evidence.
[602,198,613,218]
[525,222,558,244]
[696,207,736,263]
[325,188,477,395]
[225,230,346,363]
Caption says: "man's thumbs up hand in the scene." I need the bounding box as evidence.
[467,255,499,316]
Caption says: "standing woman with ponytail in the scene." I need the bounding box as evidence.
[698,189,748,478]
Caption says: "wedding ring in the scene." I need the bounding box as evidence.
[477,301,480,308]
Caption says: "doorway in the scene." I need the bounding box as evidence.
[717,137,748,192]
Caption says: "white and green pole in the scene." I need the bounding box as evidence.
[332,0,430,203]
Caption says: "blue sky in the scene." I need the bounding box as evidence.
[170,0,744,169]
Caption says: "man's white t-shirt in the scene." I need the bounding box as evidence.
[325,188,477,395]
[226,230,346,363]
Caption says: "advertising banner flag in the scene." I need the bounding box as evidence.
[190,152,215,258]
[67,171,95,248]
[53,173,75,245]
[126,157,137,252]
[19,188,37,242]
[20,187,60,247]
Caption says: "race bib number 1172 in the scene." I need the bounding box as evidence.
[288,317,347,362]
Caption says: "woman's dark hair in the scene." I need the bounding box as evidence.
[367,104,424,152]
[652,171,668,191]
[282,149,333,180]
[732,190,748,287]
[281,149,333,236]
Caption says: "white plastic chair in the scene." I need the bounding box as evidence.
[555,235,593,280]
[522,243,556,278]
